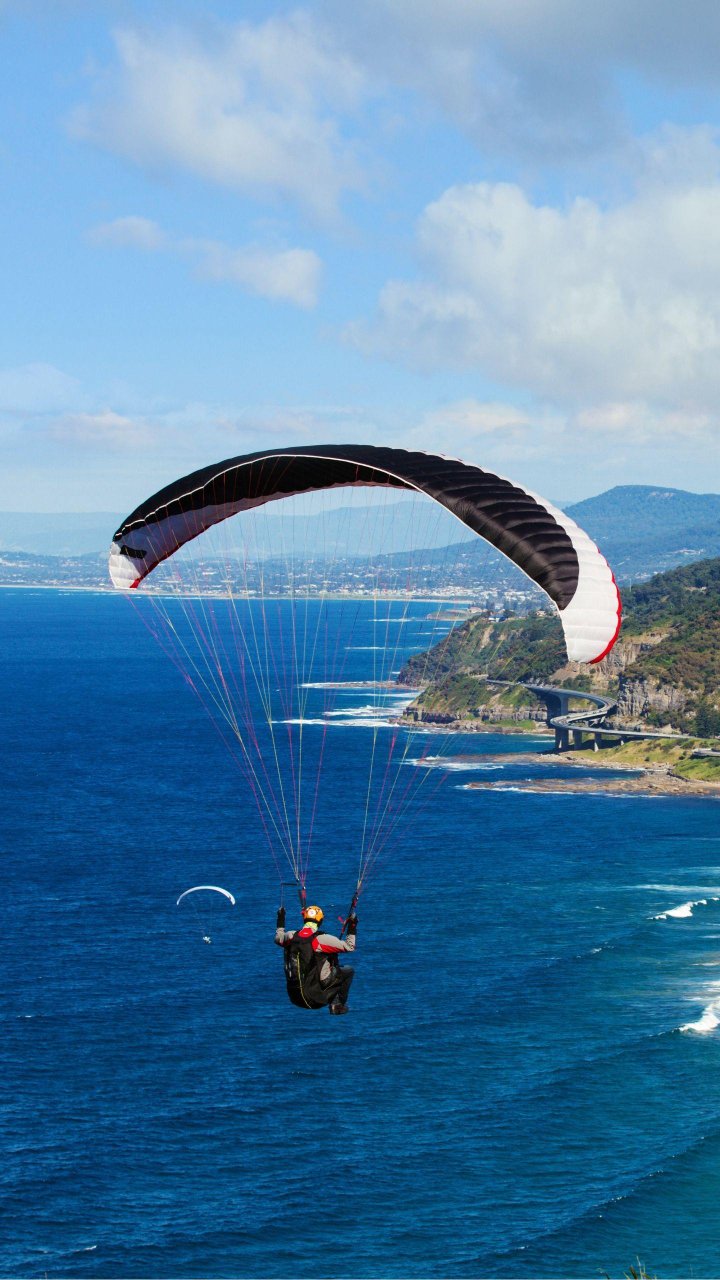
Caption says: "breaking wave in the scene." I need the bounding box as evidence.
[654,896,719,920]
[408,756,503,772]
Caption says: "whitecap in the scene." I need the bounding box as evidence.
[277,716,399,729]
[300,681,375,689]
[655,899,709,920]
[324,705,394,718]
[680,1005,720,1034]
[407,757,503,772]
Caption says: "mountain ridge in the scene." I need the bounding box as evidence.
[1,484,719,583]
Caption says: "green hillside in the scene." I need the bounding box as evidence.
[399,557,720,736]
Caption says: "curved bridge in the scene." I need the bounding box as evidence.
[488,679,690,751]
[521,681,616,750]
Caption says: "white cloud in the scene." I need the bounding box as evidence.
[70,16,367,221]
[195,241,320,308]
[420,400,533,437]
[91,216,321,308]
[327,0,720,161]
[353,139,720,423]
[0,363,82,414]
[90,215,167,251]
[50,410,147,450]
[66,3,720,231]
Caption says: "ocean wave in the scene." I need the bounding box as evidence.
[680,1005,720,1034]
[654,896,719,920]
[639,883,720,892]
[407,757,503,772]
[277,717,399,728]
[324,705,400,718]
[299,680,384,689]
[678,967,720,1032]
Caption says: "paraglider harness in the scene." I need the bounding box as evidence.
[281,883,358,1010]
[283,930,338,1010]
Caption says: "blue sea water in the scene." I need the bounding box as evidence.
[3,589,720,1279]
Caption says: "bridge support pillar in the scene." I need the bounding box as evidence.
[572,730,584,748]
[555,727,570,751]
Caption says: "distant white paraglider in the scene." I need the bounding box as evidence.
[176,885,236,944]
[176,885,236,907]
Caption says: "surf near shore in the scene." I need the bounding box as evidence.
[458,749,720,798]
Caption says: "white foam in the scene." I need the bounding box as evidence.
[407,757,503,772]
[656,901,703,919]
[640,884,720,893]
[654,896,719,920]
[300,681,376,689]
[277,717,399,729]
[325,705,397,718]
[680,1005,720,1034]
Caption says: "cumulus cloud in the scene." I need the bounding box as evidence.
[327,0,720,161]
[70,16,367,221]
[352,136,720,423]
[66,2,720,223]
[91,216,321,308]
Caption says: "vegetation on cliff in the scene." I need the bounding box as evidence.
[399,557,720,736]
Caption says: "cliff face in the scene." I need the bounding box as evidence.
[615,674,692,723]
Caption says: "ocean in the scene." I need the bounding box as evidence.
[3,589,720,1279]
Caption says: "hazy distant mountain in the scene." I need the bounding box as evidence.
[0,513,123,557]
[566,486,720,580]
[0,485,718,583]
[0,501,475,559]
[373,485,720,587]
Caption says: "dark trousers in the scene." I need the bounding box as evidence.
[325,965,354,1007]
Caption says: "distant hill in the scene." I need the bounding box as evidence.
[0,513,122,557]
[566,485,720,580]
[1,484,718,581]
[399,556,720,736]
[0,500,476,560]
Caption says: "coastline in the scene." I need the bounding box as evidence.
[459,749,720,798]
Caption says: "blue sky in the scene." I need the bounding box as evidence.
[2,0,720,511]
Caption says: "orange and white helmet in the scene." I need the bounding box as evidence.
[302,904,324,924]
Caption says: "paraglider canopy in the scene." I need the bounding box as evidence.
[176,886,236,907]
[109,444,621,664]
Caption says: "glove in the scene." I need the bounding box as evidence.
[346,914,358,936]
[276,906,286,928]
